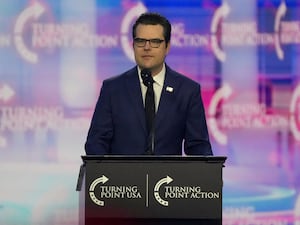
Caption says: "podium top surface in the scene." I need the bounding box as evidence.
[81,155,227,164]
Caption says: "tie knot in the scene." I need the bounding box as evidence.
[141,69,154,87]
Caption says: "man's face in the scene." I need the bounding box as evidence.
[133,24,170,76]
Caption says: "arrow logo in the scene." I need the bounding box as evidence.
[211,1,230,62]
[14,2,45,63]
[0,84,15,102]
[208,83,233,145]
[289,84,300,141]
[154,176,173,206]
[89,175,109,206]
[274,1,287,60]
[120,2,147,62]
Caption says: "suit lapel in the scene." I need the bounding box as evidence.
[125,67,147,133]
[155,68,179,128]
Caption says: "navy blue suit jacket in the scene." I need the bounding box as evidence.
[85,65,212,155]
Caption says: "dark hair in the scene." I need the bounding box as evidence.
[132,12,171,45]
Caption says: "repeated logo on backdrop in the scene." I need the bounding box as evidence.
[0,0,299,147]
[1,1,299,63]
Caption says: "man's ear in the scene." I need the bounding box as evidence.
[166,42,171,54]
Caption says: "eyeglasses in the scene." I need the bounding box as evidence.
[133,38,165,48]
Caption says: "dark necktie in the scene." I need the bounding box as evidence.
[141,69,155,154]
[145,79,155,133]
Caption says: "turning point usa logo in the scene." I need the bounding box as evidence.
[89,175,142,206]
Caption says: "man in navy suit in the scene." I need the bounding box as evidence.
[85,12,212,156]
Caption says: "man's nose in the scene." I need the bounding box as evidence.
[144,40,151,49]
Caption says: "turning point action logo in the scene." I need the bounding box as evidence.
[13,2,120,64]
[208,84,300,145]
[89,175,220,207]
[154,176,220,207]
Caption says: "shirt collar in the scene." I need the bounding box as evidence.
[138,64,166,87]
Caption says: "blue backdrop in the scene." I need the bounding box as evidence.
[0,0,300,224]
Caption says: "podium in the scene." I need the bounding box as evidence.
[77,155,226,225]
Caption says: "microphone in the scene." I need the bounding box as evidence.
[141,68,155,155]
[141,68,153,87]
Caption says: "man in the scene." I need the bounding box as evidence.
[85,12,213,156]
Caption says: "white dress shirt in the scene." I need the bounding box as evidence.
[138,64,166,112]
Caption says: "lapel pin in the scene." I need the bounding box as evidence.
[166,86,173,92]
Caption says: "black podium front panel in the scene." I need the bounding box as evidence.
[80,155,226,221]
